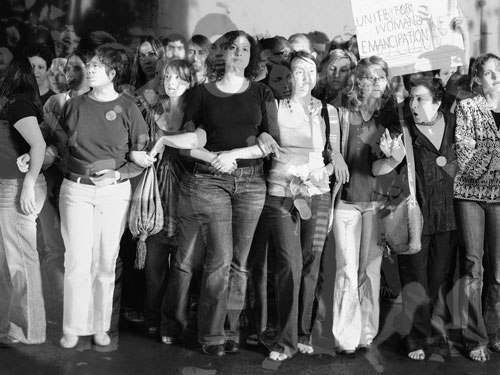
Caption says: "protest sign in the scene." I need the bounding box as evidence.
[351,0,465,76]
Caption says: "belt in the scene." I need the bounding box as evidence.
[65,173,128,185]
[193,163,263,177]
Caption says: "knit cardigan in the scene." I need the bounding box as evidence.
[454,95,500,202]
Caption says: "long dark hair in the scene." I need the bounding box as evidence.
[208,30,261,81]
[0,56,42,115]
[0,56,42,120]
[131,36,163,89]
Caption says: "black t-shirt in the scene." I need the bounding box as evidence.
[0,94,42,178]
[183,81,277,167]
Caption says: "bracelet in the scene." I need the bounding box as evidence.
[257,143,267,156]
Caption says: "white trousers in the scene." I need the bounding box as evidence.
[332,200,383,350]
[59,179,131,335]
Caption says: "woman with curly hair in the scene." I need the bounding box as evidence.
[330,55,400,354]
[153,30,280,356]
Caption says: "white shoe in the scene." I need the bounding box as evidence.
[94,332,111,346]
[60,334,78,349]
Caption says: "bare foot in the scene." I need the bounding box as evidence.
[408,349,425,361]
[468,347,489,362]
[269,351,288,361]
[297,343,314,354]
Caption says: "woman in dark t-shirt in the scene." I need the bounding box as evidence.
[0,57,47,345]
[150,30,280,356]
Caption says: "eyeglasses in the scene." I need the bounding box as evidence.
[361,76,387,83]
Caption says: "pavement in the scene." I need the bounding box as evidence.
[1,298,499,375]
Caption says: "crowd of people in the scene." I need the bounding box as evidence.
[1,17,500,366]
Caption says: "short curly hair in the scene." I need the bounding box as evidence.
[207,30,261,81]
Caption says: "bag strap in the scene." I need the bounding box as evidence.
[398,106,417,197]
[321,100,330,141]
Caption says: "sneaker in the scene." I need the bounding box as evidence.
[60,334,79,349]
[380,285,402,303]
[224,340,240,354]
[94,332,111,346]
[201,344,225,357]
[122,308,144,323]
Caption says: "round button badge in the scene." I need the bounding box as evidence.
[436,156,447,167]
[105,110,117,121]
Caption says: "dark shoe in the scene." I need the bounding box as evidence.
[224,340,240,354]
[202,344,225,357]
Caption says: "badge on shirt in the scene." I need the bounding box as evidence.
[114,105,123,114]
[105,110,117,121]
[436,156,447,167]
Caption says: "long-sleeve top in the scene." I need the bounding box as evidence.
[56,93,149,179]
[454,95,500,202]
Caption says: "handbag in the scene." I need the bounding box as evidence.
[128,164,164,269]
[378,115,423,255]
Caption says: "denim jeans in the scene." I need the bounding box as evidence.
[36,167,65,321]
[332,200,382,351]
[0,174,47,344]
[177,163,265,345]
[455,199,500,350]
[252,193,330,357]
[397,231,457,350]
[144,233,173,328]
[59,178,131,335]
[161,175,206,339]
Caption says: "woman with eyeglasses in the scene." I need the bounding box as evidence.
[329,56,400,354]
[56,45,149,349]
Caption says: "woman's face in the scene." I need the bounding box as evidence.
[163,67,189,98]
[28,55,48,88]
[187,42,207,73]
[326,57,351,91]
[477,58,500,96]
[410,85,441,123]
[64,55,87,89]
[291,57,317,98]
[357,63,388,99]
[267,63,291,99]
[86,55,113,88]
[223,36,251,71]
[138,42,159,79]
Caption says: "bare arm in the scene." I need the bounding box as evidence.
[14,116,46,215]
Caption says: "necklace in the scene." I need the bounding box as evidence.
[415,111,443,127]
[286,97,316,115]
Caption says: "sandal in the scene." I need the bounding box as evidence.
[468,346,490,362]
[489,341,500,353]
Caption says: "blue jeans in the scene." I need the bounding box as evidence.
[0,175,47,343]
[251,193,330,357]
[180,163,265,345]
[455,199,500,349]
